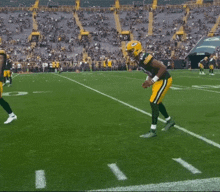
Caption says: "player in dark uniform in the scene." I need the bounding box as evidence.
[126,40,175,138]
[198,57,208,75]
[3,54,13,87]
[209,55,218,75]
[0,50,17,124]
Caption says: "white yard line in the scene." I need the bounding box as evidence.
[191,86,220,94]
[108,163,127,181]
[35,170,46,189]
[174,125,220,149]
[109,74,220,94]
[12,74,19,79]
[174,75,220,80]
[109,73,220,81]
[33,91,52,94]
[91,177,220,191]
[54,74,220,149]
[172,158,202,174]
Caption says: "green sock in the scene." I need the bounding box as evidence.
[150,102,159,125]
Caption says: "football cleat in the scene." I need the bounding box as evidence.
[162,118,175,131]
[4,115,17,124]
[140,130,157,138]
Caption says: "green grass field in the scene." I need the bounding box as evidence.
[0,69,220,191]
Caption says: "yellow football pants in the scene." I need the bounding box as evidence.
[199,63,204,69]
[150,77,173,104]
[4,70,11,78]
[209,65,214,70]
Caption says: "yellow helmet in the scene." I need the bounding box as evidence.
[126,40,142,57]
[204,57,208,61]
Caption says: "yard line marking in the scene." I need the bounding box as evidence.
[91,177,220,191]
[109,74,220,93]
[54,74,220,149]
[108,163,127,181]
[175,75,220,81]
[191,86,220,94]
[174,124,220,149]
[12,74,19,79]
[174,75,220,80]
[35,170,46,189]
[170,86,183,90]
[33,91,52,94]
[172,158,202,174]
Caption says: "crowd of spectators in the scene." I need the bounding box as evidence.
[0,4,220,72]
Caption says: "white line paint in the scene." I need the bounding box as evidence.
[192,85,220,94]
[12,74,19,79]
[175,75,220,81]
[109,74,220,93]
[35,170,46,189]
[174,124,220,149]
[192,88,220,94]
[33,91,52,94]
[108,163,127,181]
[54,74,220,149]
[170,86,183,90]
[91,177,220,191]
[194,85,220,88]
[172,158,202,174]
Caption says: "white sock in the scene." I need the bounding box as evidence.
[9,112,15,117]
[151,124,157,130]
[166,116,171,122]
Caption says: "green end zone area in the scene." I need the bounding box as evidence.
[0,70,220,191]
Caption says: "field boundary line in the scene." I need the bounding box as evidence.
[90,177,220,191]
[54,74,220,149]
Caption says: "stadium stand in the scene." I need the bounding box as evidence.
[0,0,220,71]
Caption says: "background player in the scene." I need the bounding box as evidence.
[126,41,175,138]
[3,54,13,87]
[0,50,17,124]
[198,56,208,75]
[209,55,218,75]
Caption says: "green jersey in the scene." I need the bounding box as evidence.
[138,52,171,80]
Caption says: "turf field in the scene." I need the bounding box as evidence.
[1,69,220,191]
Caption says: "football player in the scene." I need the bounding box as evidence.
[198,57,208,75]
[126,41,175,138]
[209,55,218,75]
[0,50,17,124]
[3,54,13,87]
